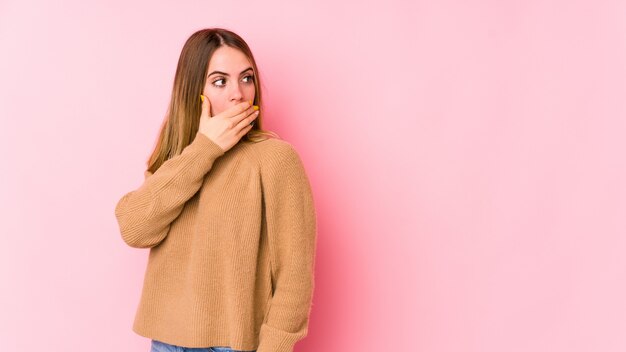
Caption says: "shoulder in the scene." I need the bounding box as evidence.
[242,137,304,171]
[242,138,312,190]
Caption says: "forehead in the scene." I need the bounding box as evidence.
[208,46,252,71]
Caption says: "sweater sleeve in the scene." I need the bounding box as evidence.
[114,132,225,248]
[257,144,318,352]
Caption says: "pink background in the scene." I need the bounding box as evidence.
[1,0,625,351]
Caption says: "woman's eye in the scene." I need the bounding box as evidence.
[212,75,254,88]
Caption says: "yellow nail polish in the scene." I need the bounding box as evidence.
[253,105,259,110]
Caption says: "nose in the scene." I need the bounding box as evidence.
[230,82,244,103]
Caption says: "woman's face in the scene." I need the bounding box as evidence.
[203,46,256,117]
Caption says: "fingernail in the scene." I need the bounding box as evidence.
[200,94,205,102]
[253,105,259,110]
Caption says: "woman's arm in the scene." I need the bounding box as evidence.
[258,143,318,352]
[114,132,225,248]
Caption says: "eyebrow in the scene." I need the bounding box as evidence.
[208,67,253,77]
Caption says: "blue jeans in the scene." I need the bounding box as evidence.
[150,339,257,352]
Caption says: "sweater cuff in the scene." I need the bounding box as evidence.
[256,323,307,352]
[192,131,225,158]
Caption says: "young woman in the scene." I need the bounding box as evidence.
[114,28,317,352]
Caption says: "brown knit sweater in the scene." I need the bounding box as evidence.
[114,131,317,352]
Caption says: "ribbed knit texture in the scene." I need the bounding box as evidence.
[114,131,317,352]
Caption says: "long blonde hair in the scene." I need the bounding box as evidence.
[147,28,279,174]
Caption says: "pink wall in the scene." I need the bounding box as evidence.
[1,0,625,351]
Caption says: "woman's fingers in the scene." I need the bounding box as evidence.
[218,101,257,133]
[237,123,254,138]
[235,109,259,132]
[196,98,257,152]
[200,94,211,118]
[221,101,252,120]
[230,104,257,126]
